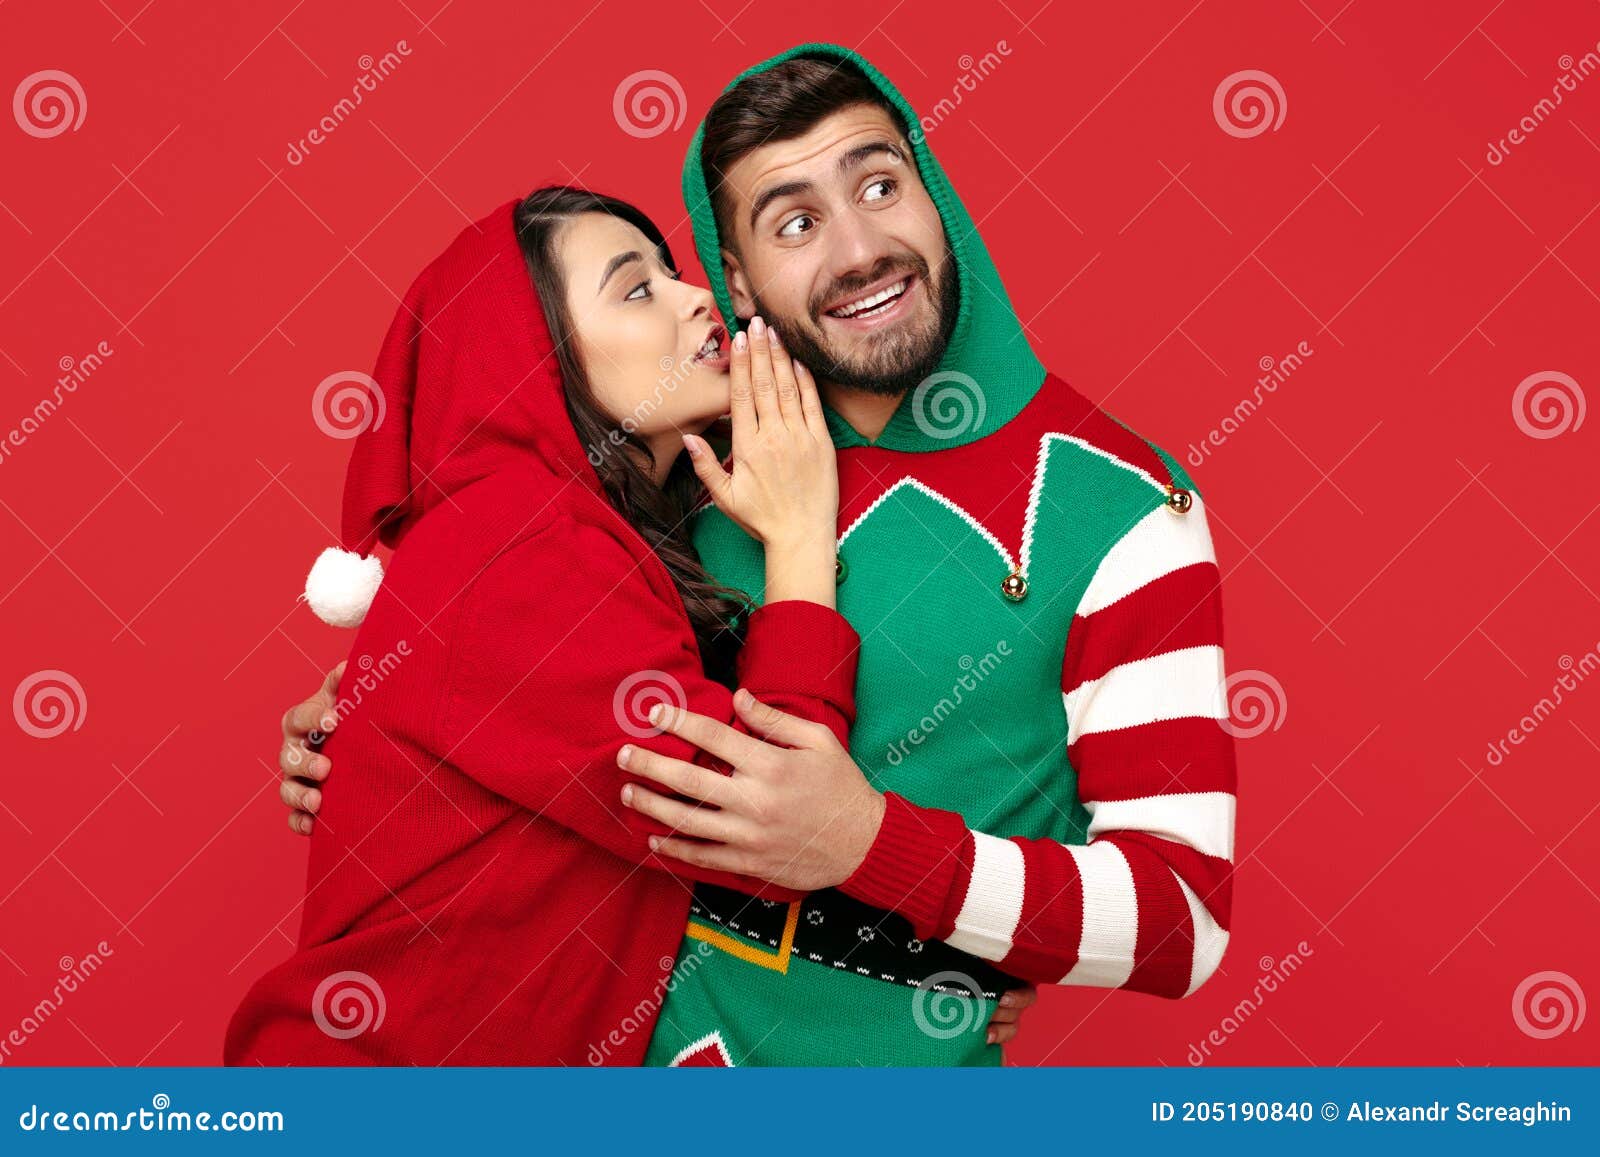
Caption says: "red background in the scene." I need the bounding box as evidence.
[2,0,1597,1066]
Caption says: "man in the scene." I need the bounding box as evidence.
[279,44,1236,1066]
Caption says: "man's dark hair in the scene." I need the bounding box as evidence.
[700,56,909,244]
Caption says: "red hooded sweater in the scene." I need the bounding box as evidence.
[224,201,860,1066]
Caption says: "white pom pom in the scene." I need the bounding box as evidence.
[304,547,384,628]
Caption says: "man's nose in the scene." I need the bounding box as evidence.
[824,208,890,280]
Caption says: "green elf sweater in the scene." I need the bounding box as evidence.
[644,43,1237,1067]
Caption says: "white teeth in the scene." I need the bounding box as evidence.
[829,278,908,318]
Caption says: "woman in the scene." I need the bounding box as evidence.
[236,187,1030,1065]
[227,185,861,1066]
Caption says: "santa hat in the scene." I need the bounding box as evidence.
[300,200,599,628]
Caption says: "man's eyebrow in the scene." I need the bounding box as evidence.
[597,249,644,293]
[836,139,905,174]
[747,140,908,231]
[749,180,813,232]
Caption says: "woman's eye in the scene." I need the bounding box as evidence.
[625,280,651,301]
[777,214,816,238]
[863,178,896,203]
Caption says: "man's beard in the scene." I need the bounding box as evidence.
[752,246,960,399]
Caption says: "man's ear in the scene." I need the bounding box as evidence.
[722,249,755,319]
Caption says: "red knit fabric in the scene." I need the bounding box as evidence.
[224,203,859,1066]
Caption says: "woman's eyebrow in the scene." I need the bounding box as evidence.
[597,249,644,292]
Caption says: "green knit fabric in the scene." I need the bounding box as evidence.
[680,42,1046,453]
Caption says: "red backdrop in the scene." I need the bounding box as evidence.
[2,0,1597,1067]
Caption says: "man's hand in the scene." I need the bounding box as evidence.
[277,661,345,836]
[618,691,885,892]
[988,984,1037,1046]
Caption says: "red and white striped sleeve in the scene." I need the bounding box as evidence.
[838,492,1236,998]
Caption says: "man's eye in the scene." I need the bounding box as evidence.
[625,280,651,300]
[863,178,897,203]
[777,214,816,238]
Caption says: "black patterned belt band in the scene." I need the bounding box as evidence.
[686,882,1025,1000]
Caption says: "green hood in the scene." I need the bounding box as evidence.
[681,42,1046,453]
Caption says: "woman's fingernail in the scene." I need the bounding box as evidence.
[620,784,633,805]
[999,992,1016,1007]
[320,716,337,732]
[617,744,633,767]
[648,835,661,851]
[682,434,700,456]
[750,315,766,337]
[648,703,665,725]
[769,327,783,349]
[987,1029,997,1044]
[733,330,748,351]
[304,789,321,814]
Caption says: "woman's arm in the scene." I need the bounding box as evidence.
[438,511,857,902]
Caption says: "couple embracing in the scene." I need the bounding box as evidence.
[226,43,1237,1068]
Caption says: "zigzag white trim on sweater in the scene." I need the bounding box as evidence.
[837,433,1176,580]
[837,477,1017,571]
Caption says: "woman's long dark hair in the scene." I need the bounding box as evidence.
[513,185,748,684]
